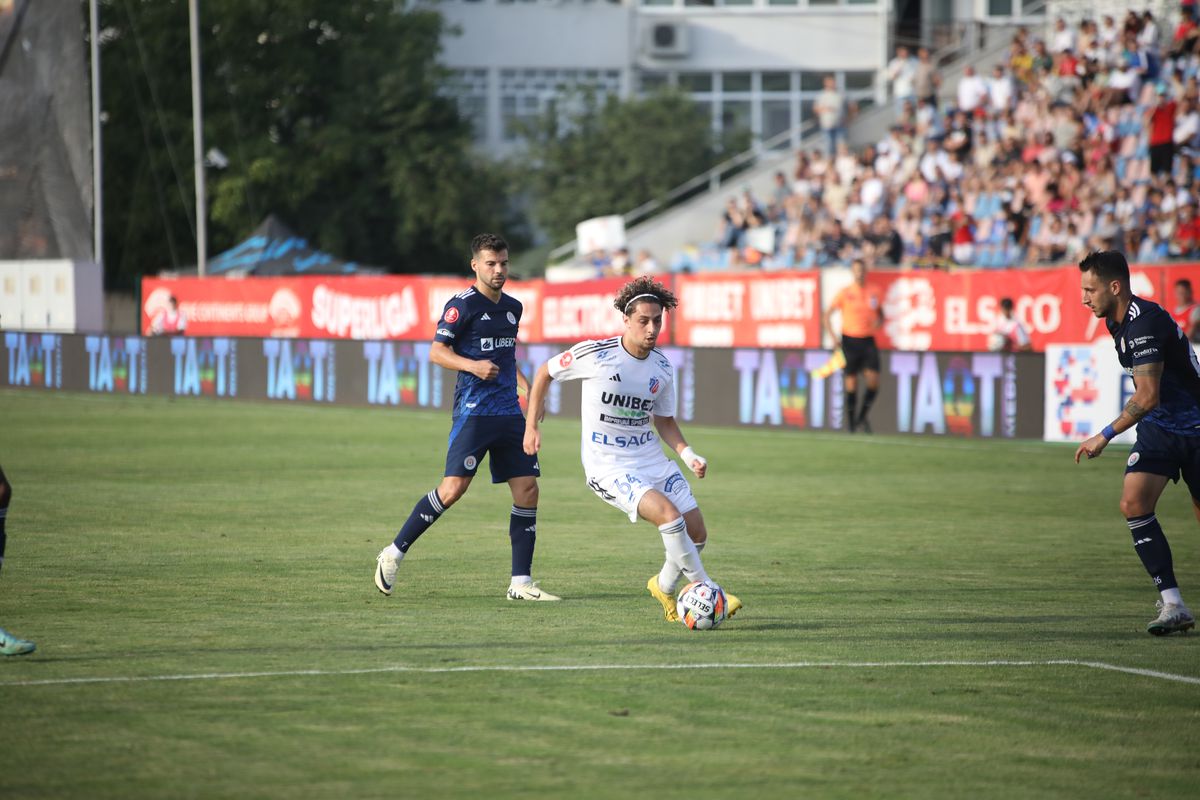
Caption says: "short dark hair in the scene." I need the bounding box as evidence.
[1176,278,1193,291]
[1078,250,1129,286]
[470,233,508,257]
[614,276,678,316]
[1000,297,1014,312]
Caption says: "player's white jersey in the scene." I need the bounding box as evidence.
[547,337,676,475]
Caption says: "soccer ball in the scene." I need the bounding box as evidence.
[987,332,1007,352]
[676,580,728,631]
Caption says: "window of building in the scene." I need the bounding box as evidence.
[444,68,490,142]
[800,72,827,92]
[722,72,752,93]
[499,67,622,142]
[762,72,791,92]
[720,99,752,135]
[762,99,792,145]
[678,73,714,92]
[639,72,671,92]
[632,68,880,149]
[844,71,876,91]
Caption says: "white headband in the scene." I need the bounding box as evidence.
[623,293,662,314]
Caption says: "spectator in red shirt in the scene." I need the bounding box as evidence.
[1172,208,1200,257]
[1148,85,1178,176]
[1171,279,1200,342]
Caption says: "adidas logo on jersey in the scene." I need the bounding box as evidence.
[609,373,622,382]
[481,313,491,320]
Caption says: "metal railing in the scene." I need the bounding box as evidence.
[546,13,1046,264]
[546,118,818,263]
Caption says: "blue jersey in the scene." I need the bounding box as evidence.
[434,286,523,418]
[1108,295,1200,435]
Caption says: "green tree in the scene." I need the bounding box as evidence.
[521,89,748,245]
[97,0,514,289]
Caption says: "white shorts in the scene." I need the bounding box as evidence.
[585,458,698,524]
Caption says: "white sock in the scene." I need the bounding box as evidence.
[383,543,403,560]
[658,518,708,585]
[1161,587,1184,606]
[510,575,532,588]
[658,539,704,592]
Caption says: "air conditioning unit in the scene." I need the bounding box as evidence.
[644,21,689,59]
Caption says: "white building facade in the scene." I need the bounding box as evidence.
[435,0,891,156]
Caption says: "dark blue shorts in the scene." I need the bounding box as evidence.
[1126,421,1200,500]
[445,414,540,483]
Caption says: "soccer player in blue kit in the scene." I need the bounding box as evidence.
[1075,250,1197,635]
[374,234,559,602]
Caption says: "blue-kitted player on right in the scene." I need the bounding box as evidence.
[1075,250,1199,635]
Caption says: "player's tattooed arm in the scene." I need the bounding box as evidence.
[1121,362,1163,424]
[1122,399,1149,421]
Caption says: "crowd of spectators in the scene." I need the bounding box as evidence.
[677,9,1200,272]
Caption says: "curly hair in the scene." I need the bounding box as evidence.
[470,233,509,257]
[613,276,678,316]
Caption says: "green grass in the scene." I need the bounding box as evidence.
[1,389,1198,799]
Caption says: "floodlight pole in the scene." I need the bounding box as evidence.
[89,0,102,274]
[189,0,207,277]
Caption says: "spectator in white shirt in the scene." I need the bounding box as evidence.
[987,64,1015,115]
[1138,11,1161,54]
[1099,15,1120,51]
[918,138,958,184]
[1051,17,1076,55]
[1176,98,1200,148]
[887,45,918,114]
[956,64,989,115]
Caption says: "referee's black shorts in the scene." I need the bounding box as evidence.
[841,334,880,374]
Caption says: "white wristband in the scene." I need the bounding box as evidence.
[680,446,706,466]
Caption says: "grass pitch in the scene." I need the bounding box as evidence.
[1,390,1198,799]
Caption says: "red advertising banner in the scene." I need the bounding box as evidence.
[672,271,822,348]
[421,277,544,343]
[143,275,550,342]
[868,267,1079,352]
[144,263,1200,348]
[538,276,669,344]
[143,276,429,340]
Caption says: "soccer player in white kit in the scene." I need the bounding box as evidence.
[523,277,741,622]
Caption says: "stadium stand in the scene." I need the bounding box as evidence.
[640,10,1200,276]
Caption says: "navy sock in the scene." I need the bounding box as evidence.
[1128,514,1178,591]
[393,490,445,553]
[510,505,537,577]
[0,507,7,572]
[844,389,857,427]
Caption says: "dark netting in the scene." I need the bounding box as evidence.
[0,0,92,260]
